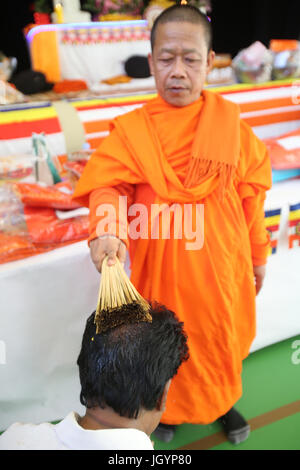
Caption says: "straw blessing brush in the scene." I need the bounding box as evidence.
[94,256,152,334]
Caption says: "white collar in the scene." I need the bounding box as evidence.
[54,412,154,450]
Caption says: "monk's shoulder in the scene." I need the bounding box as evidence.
[239,118,267,158]
[112,103,146,128]
[236,119,269,181]
[240,119,266,148]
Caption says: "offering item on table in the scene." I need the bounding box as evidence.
[0,155,35,181]
[232,41,273,84]
[206,54,235,86]
[270,40,300,80]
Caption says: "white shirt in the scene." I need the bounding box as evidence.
[0,412,154,450]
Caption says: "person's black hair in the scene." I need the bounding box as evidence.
[150,4,212,52]
[77,302,189,419]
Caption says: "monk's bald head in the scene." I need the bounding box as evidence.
[150,4,212,52]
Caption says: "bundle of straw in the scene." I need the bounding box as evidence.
[94,256,152,334]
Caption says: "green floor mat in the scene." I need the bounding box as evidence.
[1,335,299,449]
[152,335,300,450]
[211,413,300,450]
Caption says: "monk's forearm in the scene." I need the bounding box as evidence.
[251,239,270,266]
[242,192,270,266]
[88,184,134,249]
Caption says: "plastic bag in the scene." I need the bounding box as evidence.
[0,231,89,264]
[263,128,300,170]
[24,206,89,244]
[63,160,87,189]
[0,52,17,81]
[0,155,35,181]
[32,133,62,185]
[232,41,273,84]
[0,181,87,264]
[270,40,300,80]
[13,182,81,210]
[0,233,38,264]
[0,80,27,105]
[0,184,26,235]
[0,207,89,264]
[63,160,87,178]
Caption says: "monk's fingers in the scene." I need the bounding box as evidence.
[90,246,106,273]
[90,237,118,272]
[107,239,127,267]
[90,236,127,272]
[255,275,263,295]
[117,240,127,267]
[253,265,266,296]
[106,248,118,266]
[90,238,101,270]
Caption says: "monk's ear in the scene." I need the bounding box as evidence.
[148,53,154,76]
[206,50,215,74]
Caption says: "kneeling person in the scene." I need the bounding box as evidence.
[0,303,189,450]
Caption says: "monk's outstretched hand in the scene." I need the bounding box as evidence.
[89,236,127,273]
[253,264,266,295]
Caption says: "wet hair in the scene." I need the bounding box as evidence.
[77,302,189,419]
[150,4,212,52]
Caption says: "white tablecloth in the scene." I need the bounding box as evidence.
[251,179,300,351]
[0,181,300,430]
[0,242,98,430]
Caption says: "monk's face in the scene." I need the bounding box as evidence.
[148,21,215,107]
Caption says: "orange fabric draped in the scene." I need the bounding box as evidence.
[31,31,61,83]
[73,90,272,425]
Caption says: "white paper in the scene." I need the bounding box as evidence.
[277,135,300,150]
[55,207,89,220]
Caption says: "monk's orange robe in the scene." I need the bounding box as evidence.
[73,90,272,425]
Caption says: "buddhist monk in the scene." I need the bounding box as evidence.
[73,4,272,445]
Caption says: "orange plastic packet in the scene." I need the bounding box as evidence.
[13,182,81,210]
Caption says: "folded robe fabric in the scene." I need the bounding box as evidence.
[0,184,88,263]
[0,233,88,264]
[0,233,38,264]
[263,127,300,170]
[73,90,272,425]
[14,183,81,210]
[24,206,89,244]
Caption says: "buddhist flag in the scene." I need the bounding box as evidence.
[264,208,282,255]
[288,202,300,249]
